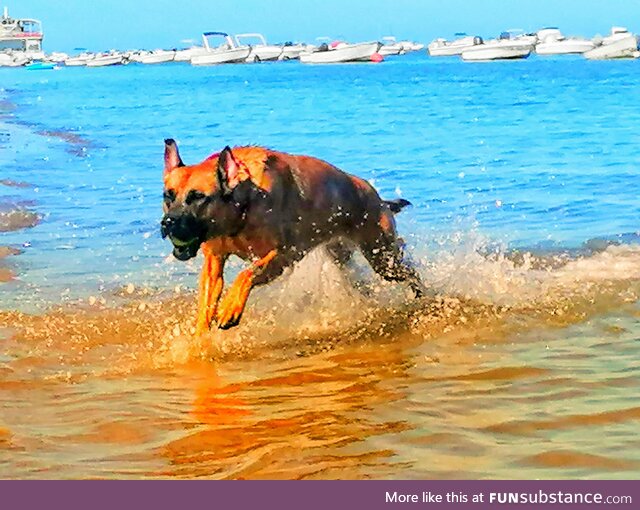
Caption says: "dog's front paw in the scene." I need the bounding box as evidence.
[216,292,245,330]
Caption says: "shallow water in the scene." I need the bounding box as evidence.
[1,54,640,479]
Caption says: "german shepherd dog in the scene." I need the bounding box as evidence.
[161,139,424,334]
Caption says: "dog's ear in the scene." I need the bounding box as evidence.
[217,146,248,194]
[164,138,184,174]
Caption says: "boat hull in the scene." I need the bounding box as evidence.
[299,42,380,63]
[86,56,124,67]
[139,52,175,64]
[462,41,533,61]
[191,47,252,65]
[536,40,595,55]
[248,46,283,61]
[584,35,638,60]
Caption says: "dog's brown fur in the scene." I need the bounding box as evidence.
[161,140,424,334]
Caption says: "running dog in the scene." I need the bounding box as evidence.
[161,139,424,334]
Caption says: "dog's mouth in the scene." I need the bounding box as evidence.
[170,236,201,261]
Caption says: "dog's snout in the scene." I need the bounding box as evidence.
[160,215,175,239]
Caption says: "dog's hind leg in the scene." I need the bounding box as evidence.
[358,211,426,297]
[325,238,355,267]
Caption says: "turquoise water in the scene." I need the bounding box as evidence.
[2,55,640,307]
[1,55,640,479]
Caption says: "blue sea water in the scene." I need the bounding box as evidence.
[2,54,640,307]
[0,56,640,306]
[2,54,640,479]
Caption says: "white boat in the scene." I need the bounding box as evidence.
[174,45,208,62]
[278,43,308,60]
[300,41,381,64]
[46,51,69,63]
[399,41,425,52]
[190,32,251,65]
[378,36,404,56]
[65,52,94,66]
[428,34,482,56]
[86,53,124,67]
[139,49,175,64]
[235,33,282,61]
[584,27,639,60]
[535,28,595,55]
[461,31,534,61]
[0,7,43,57]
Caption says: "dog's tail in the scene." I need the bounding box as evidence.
[383,198,412,214]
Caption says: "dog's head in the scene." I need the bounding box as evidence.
[161,139,257,261]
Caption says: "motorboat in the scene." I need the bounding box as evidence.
[428,34,483,56]
[399,41,425,52]
[138,49,175,64]
[190,32,251,65]
[86,52,125,67]
[65,52,95,66]
[535,28,595,55]
[235,33,282,61]
[46,51,69,63]
[279,42,308,60]
[299,41,381,64]
[26,61,57,70]
[461,31,535,61]
[584,27,639,60]
[378,36,405,56]
[174,45,208,62]
[0,7,43,58]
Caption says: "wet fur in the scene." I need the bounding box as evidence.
[161,140,424,332]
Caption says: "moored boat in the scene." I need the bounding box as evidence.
[235,33,282,61]
[299,41,381,64]
[138,49,176,64]
[428,33,482,56]
[584,27,639,60]
[378,36,404,56]
[535,28,595,55]
[190,32,251,65]
[461,31,534,61]
[0,7,43,60]
[86,52,124,67]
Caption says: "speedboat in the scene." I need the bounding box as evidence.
[139,49,176,64]
[26,61,57,70]
[279,42,308,60]
[378,36,405,56]
[428,34,483,56]
[299,41,381,64]
[65,52,95,66]
[190,32,251,65]
[86,52,125,67]
[535,28,595,55]
[235,33,282,61]
[174,45,208,62]
[399,41,425,52]
[461,31,535,61]
[584,27,639,60]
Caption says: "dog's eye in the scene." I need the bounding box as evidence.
[185,190,207,205]
[163,189,176,204]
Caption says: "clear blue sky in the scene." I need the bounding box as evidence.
[10,0,640,52]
